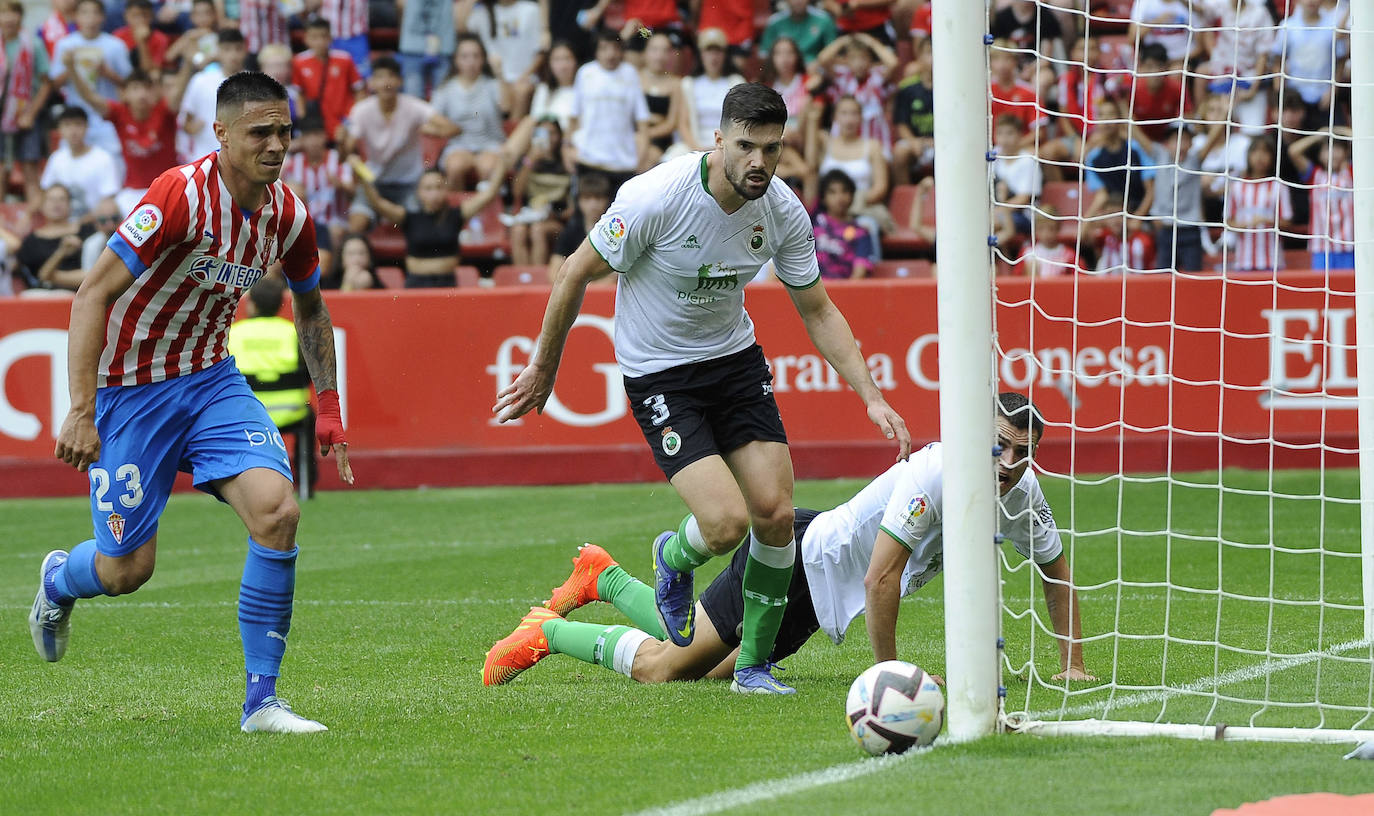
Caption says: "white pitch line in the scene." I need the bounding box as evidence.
[623,750,926,816]
[1025,636,1374,720]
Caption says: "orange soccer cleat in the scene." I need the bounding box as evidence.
[482,607,560,686]
[544,543,619,616]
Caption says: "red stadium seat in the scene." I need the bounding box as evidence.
[870,260,933,279]
[1037,181,1084,245]
[456,265,481,287]
[1283,248,1311,272]
[421,135,446,169]
[367,222,406,264]
[375,265,405,289]
[883,183,935,256]
[450,192,511,262]
[491,265,547,286]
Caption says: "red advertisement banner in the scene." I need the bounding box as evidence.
[0,273,1357,496]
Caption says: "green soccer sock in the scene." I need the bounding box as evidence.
[541,618,652,678]
[735,535,795,671]
[659,514,713,573]
[597,565,667,639]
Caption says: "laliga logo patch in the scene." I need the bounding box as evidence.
[119,204,163,248]
[749,224,766,253]
[106,512,125,544]
[601,215,627,251]
[661,427,682,456]
[907,496,927,518]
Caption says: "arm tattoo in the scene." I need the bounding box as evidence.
[293,289,338,392]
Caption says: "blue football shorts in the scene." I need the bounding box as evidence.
[88,358,295,556]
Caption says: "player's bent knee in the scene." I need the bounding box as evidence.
[697,513,750,554]
[101,548,156,595]
[251,494,301,549]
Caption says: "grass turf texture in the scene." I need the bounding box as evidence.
[2,472,1370,814]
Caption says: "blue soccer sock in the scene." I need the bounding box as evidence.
[45,539,107,605]
[238,537,297,713]
[245,672,278,715]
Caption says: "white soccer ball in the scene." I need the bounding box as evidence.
[845,660,944,755]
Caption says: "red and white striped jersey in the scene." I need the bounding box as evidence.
[1307,163,1354,254]
[239,0,290,53]
[1224,177,1292,272]
[282,149,352,227]
[1019,241,1078,277]
[318,0,369,40]
[101,153,320,387]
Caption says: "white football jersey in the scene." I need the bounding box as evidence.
[587,152,821,377]
[801,442,1063,644]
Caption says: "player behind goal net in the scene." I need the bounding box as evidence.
[933,0,1374,744]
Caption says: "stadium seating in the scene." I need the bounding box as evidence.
[449,192,511,262]
[374,265,482,288]
[1038,181,1085,244]
[456,265,481,287]
[883,183,936,256]
[491,265,547,286]
[0,202,31,238]
[368,222,406,264]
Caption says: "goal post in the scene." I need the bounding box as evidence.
[931,0,1002,742]
[936,0,1374,744]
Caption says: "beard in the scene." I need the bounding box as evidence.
[724,160,771,201]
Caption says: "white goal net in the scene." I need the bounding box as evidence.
[939,0,1374,743]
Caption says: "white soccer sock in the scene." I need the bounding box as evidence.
[612,629,654,679]
[748,531,796,569]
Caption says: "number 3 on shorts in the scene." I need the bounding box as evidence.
[643,394,670,426]
[91,464,145,511]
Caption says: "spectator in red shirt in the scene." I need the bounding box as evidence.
[64,50,191,213]
[695,0,757,54]
[989,39,1040,135]
[1129,43,1189,141]
[114,0,170,75]
[823,0,893,45]
[292,15,363,143]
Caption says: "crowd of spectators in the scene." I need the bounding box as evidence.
[0,0,1359,295]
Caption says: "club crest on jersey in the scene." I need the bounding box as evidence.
[106,512,125,544]
[188,255,267,290]
[601,215,627,251]
[118,204,163,247]
[749,225,766,253]
[661,428,682,456]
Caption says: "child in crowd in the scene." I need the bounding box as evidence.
[283,113,354,278]
[991,113,1041,248]
[1286,127,1354,271]
[1223,138,1293,272]
[1018,206,1079,277]
[547,171,610,283]
[813,168,874,280]
[815,31,897,151]
[293,16,363,143]
[336,233,379,291]
[432,33,508,191]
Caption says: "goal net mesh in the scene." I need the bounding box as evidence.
[984,0,1374,736]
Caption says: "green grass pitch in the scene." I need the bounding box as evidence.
[2,472,1371,814]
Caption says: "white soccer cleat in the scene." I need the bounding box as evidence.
[29,549,73,662]
[240,697,329,734]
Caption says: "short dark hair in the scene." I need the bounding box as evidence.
[719,83,787,132]
[125,69,154,87]
[216,71,287,118]
[297,112,326,133]
[217,27,245,46]
[820,168,855,197]
[1,1,24,16]
[125,0,153,12]
[577,172,611,201]
[997,392,1045,440]
[304,14,331,34]
[247,274,285,317]
[75,0,105,15]
[596,28,623,47]
[57,105,89,124]
[372,55,401,78]
[1139,42,1169,67]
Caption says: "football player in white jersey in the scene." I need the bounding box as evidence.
[483,393,1095,687]
[493,82,909,694]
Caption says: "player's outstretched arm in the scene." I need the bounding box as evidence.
[55,248,136,471]
[863,531,911,663]
[1039,554,1094,682]
[492,237,615,422]
[787,283,912,460]
[291,285,354,485]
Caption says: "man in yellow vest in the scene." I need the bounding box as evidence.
[228,276,316,497]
